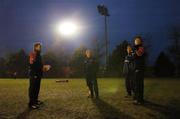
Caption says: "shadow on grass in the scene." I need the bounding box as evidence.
[143,100,180,119]
[0,111,17,119]
[15,108,31,119]
[0,112,8,119]
[92,98,134,119]
[48,107,89,119]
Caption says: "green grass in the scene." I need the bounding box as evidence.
[0,78,180,119]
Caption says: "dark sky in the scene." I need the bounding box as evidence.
[0,0,180,63]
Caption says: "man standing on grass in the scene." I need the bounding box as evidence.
[28,42,50,109]
[133,36,145,105]
[84,49,99,99]
[123,44,135,98]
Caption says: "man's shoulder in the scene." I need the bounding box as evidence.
[29,52,37,64]
[136,46,145,56]
[138,46,145,51]
[29,52,36,57]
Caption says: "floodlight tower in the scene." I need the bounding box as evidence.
[97,4,110,70]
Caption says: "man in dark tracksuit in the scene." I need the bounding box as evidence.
[133,36,145,104]
[29,42,43,109]
[84,50,99,99]
[123,45,135,97]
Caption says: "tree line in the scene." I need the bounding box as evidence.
[0,43,179,78]
[0,27,179,78]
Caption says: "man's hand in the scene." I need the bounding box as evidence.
[43,65,51,72]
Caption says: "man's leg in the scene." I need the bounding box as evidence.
[129,72,135,97]
[29,76,36,106]
[89,81,94,98]
[134,70,139,101]
[93,79,99,98]
[86,79,91,96]
[139,71,144,103]
[135,70,144,103]
[125,75,131,96]
[35,76,41,103]
[131,74,135,95]
[86,77,94,98]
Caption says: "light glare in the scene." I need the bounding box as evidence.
[58,21,78,36]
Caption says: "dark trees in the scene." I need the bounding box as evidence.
[154,52,175,77]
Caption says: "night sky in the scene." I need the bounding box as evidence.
[0,0,180,64]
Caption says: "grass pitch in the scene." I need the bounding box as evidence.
[0,78,180,119]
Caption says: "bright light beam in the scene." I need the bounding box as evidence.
[57,21,79,37]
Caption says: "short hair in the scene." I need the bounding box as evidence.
[134,35,143,44]
[33,42,42,51]
[34,42,41,47]
[134,35,143,41]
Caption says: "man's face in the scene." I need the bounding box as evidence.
[134,38,142,46]
[85,50,91,58]
[127,46,132,53]
[34,44,41,52]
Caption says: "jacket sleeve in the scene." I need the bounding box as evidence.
[93,58,99,73]
[123,62,129,76]
[123,56,129,75]
[29,52,36,75]
[136,47,144,56]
